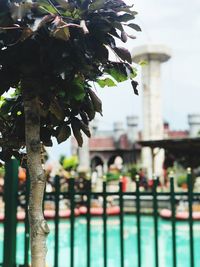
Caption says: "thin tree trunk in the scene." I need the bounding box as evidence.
[24,95,49,267]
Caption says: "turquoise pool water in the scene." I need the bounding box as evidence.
[1,216,200,267]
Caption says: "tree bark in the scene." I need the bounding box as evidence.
[24,95,49,267]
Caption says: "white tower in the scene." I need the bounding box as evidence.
[126,116,139,143]
[188,114,200,138]
[77,135,90,172]
[113,122,124,142]
[132,45,171,178]
[77,118,99,172]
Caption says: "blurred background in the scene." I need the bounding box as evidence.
[47,0,200,161]
[1,2,200,266]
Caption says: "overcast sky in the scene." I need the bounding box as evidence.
[47,0,200,159]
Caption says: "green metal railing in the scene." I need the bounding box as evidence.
[170,172,177,267]
[0,160,199,267]
[3,159,19,267]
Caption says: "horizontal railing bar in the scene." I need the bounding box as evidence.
[40,192,200,197]
[9,190,200,197]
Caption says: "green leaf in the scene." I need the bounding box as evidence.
[53,25,70,41]
[130,67,137,79]
[113,21,123,32]
[71,117,83,147]
[80,121,91,138]
[0,96,5,108]
[89,0,105,11]
[49,99,65,121]
[131,80,139,95]
[110,28,121,40]
[38,0,58,14]
[88,88,102,115]
[114,47,132,64]
[69,77,86,101]
[56,124,71,144]
[38,6,54,14]
[117,7,137,16]
[126,23,142,32]
[62,10,72,17]
[127,33,136,39]
[97,78,116,88]
[118,13,135,22]
[94,44,109,62]
[46,16,71,41]
[0,98,16,116]
[82,97,95,121]
[80,111,89,125]
[121,31,128,43]
[56,0,71,10]
[106,67,127,83]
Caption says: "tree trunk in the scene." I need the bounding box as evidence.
[24,95,49,267]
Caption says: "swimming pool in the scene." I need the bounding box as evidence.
[1,215,200,267]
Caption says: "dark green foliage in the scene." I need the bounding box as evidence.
[0,0,139,161]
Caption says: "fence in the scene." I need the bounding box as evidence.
[0,159,199,267]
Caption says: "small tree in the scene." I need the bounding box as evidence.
[0,0,140,266]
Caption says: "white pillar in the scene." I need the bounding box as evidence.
[113,122,124,142]
[188,114,200,138]
[78,135,90,172]
[78,119,99,173]
[126,116,139,143]
[132,45,171,178]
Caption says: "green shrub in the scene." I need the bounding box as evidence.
[106,172,120,182]
[60,155,78,171]
[0,166,5,177]
[177,174,187,187]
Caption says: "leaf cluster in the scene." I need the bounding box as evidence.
[0,0,140,161]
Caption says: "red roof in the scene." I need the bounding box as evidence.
[89,137,115,151]
[89,134,133,151]
[167,130,189,139]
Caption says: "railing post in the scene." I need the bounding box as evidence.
[119,178,124,267]
[54,175,60,267]
[103,177,107,267]
[169,172,177,267]
[187,167,194,267]
[136,175,141,267]
[86,177,91,267]
[3,159,19,267]
[69,177,75,267]
[153,175,159,267]
[24,171,30,267]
